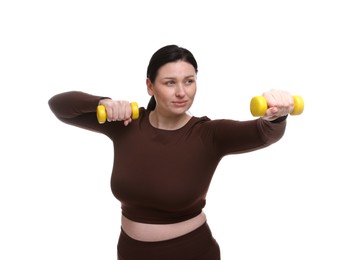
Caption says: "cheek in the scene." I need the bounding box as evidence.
[155,89,171,102]
[188,86,197,97]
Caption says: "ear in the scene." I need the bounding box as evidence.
[146,78,154,96]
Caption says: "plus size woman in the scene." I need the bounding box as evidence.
[49,44,294,259]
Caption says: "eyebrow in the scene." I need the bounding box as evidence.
[162,75,196,80]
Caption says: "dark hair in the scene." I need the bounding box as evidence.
[146,45,198,110]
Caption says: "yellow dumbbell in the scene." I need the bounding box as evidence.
[250,95,304,117]
[96,102,139,124]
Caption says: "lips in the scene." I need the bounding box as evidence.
[172,101,187,107]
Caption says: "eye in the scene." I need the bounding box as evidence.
[166,80,175,86]
[185,79,194,85]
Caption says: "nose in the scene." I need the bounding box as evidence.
[175,84,186,97]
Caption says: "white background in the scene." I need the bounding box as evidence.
[1,0,350,259]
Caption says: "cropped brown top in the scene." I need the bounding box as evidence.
[49,91,287,224]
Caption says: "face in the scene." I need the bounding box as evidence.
[147,61,197,116]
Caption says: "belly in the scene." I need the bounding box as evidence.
[121,211,207,242]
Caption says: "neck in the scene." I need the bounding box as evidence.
[149,110,191,130]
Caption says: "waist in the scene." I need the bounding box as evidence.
[121,211,207,242]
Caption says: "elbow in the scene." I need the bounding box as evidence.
[258,118,287,146]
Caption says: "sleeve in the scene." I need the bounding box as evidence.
[202,117,287,156]
[48,91,111,133]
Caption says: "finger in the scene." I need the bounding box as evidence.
[105,106,113,122]
[113,101,132,121]
[123,118,132,126]
[265,107,278,117]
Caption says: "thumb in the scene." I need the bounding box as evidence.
[262,107,279,121]
[123,118,132,126]
[265,107,278,117]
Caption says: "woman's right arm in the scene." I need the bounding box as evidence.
[48,91,110,131]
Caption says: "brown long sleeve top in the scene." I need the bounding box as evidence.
[49,91,287,224]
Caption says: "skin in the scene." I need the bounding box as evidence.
[262,89,294,121]
[146,60,197,130]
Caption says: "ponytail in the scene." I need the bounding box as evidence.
[147,96,156,110]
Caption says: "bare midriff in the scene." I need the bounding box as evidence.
[121,212,207,242]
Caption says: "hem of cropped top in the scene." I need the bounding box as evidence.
[121,210,203,225]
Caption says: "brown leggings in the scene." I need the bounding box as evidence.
[117,222,221,260]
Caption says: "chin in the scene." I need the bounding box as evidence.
[176,105,191,113]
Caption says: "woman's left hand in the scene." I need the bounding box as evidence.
[262,89,294,121]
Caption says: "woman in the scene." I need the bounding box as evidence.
[48,44,294,259]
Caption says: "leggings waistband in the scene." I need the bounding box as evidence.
[117,221,220,260]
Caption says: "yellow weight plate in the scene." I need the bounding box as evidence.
[250,96,267,117]
[291,96,304,115]
[130,102,139,120]
[97,105,107,124]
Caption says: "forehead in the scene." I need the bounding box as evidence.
[157,61,196,78]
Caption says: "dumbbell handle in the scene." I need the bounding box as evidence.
[250,95,304,117]
[96,102,139,124]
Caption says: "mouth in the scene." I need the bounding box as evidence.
[172,101,188,107]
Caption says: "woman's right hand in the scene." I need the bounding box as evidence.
[98,99,133,126]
